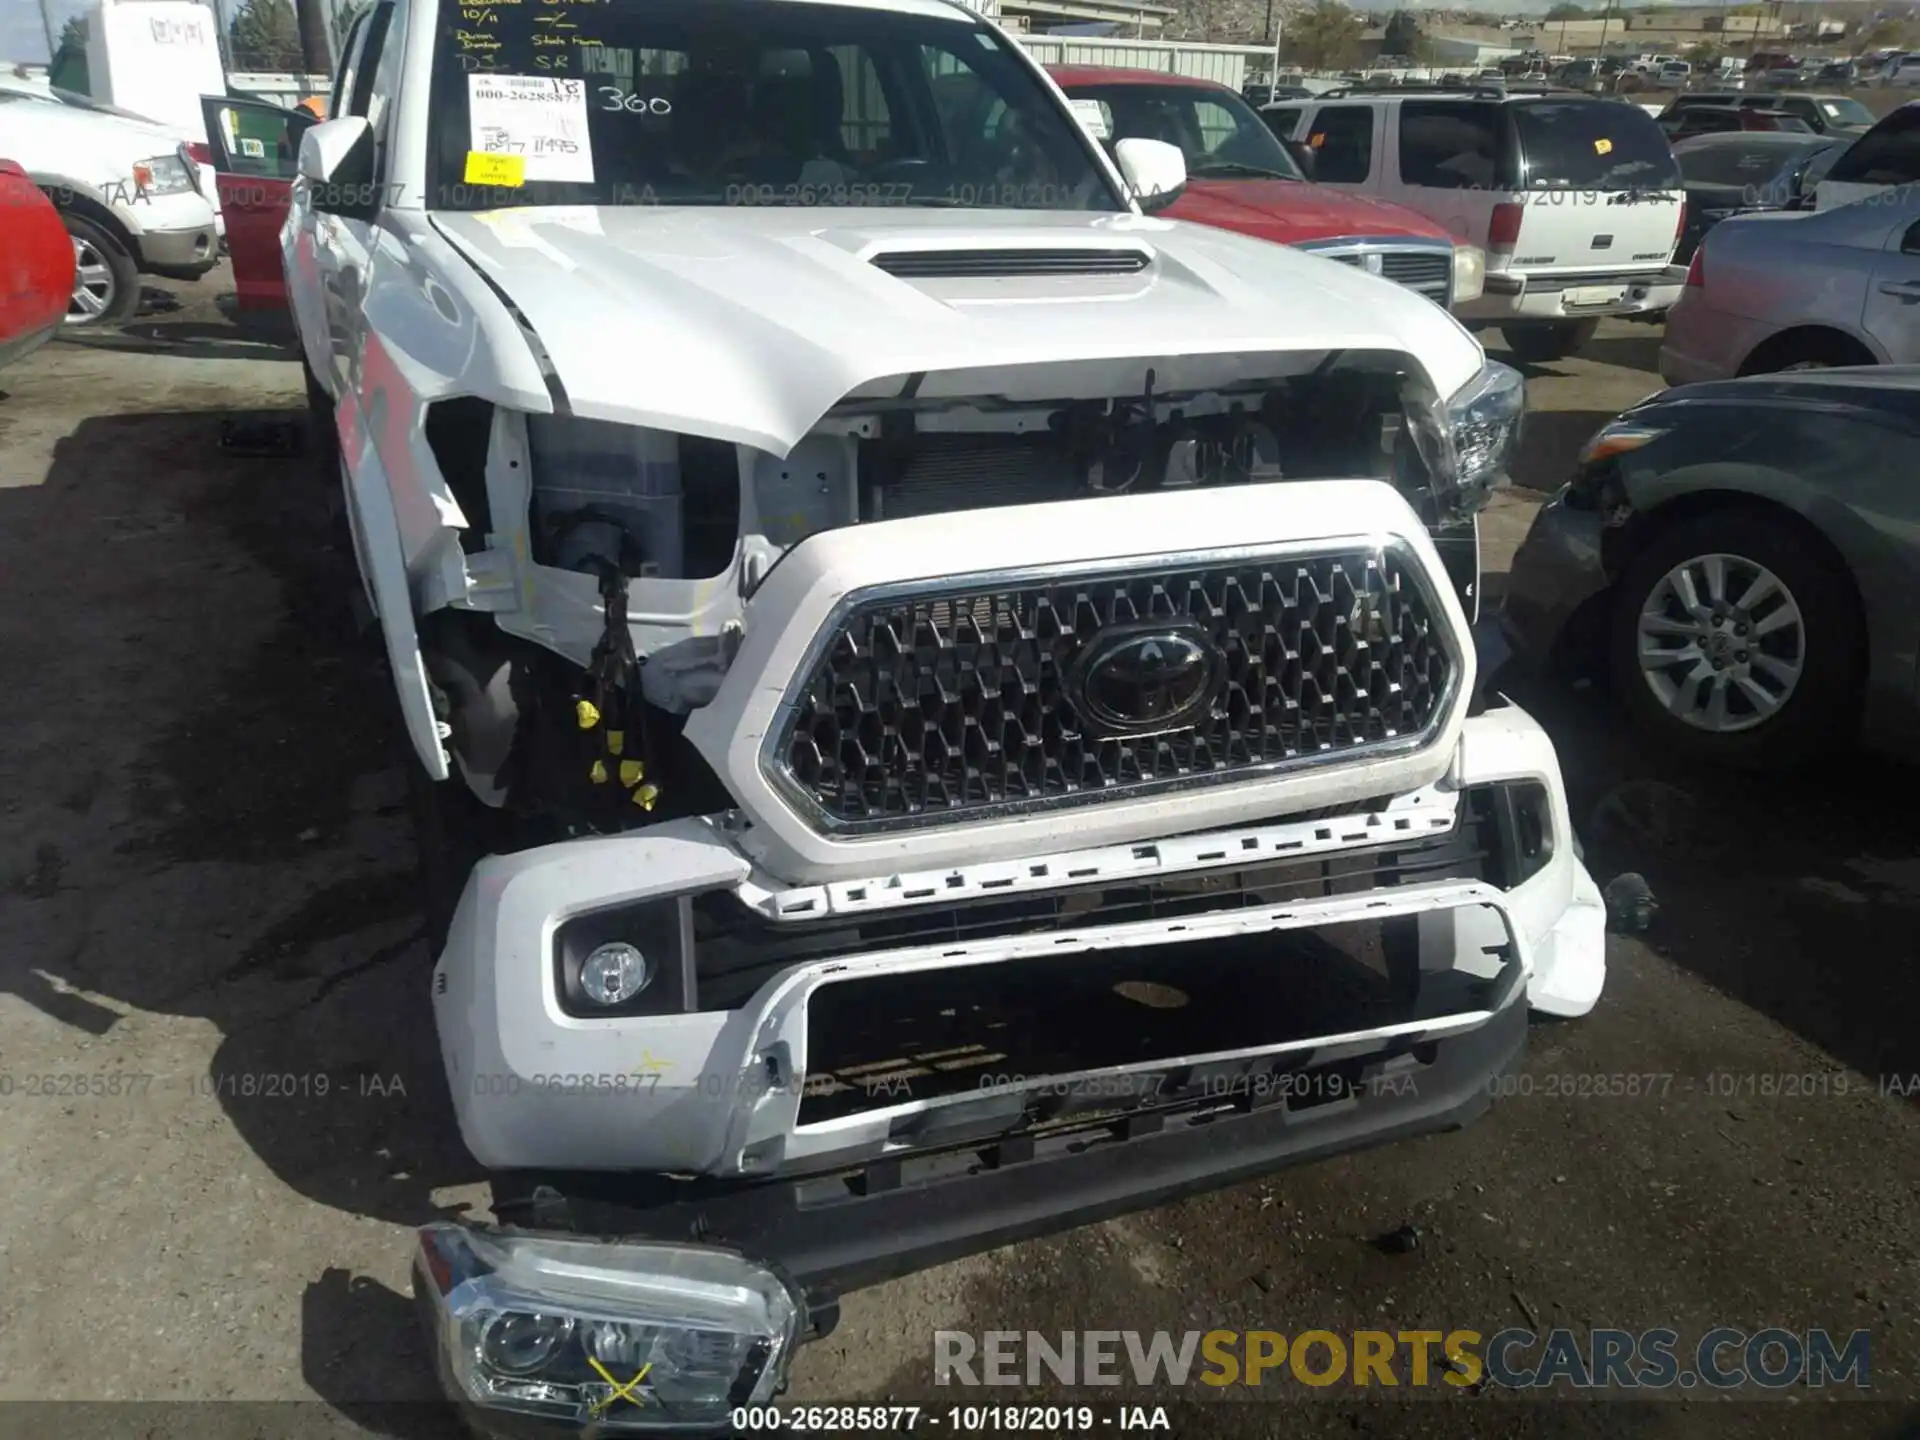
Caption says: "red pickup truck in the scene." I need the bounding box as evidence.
[1047,66,1476,308]
[0,159,73,370]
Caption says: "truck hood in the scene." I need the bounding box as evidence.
[429,205,1484,456]
[0,97,190,188]
[1167,179,1452,246]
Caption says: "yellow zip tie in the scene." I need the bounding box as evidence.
[589,759,609,785]
[619,759,645,788]
[575,699,601,729]
[606,729,625,756]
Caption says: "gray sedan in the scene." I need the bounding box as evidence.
[1660,184,1920,382]
[1501,369,1920,767]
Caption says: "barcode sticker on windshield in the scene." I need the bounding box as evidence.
[467,74,595,183]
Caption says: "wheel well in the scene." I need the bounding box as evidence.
[42,188,140,265]
[1608,488,1870,677]
[1737,325,1876,376]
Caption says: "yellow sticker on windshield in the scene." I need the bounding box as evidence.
[1594,137,1614,155]
[464,151,526,187]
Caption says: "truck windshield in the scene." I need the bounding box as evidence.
[1509,99,1682,190]
[1060,82,1304,181]
[426,0,1121,211]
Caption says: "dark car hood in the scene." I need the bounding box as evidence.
[1165,179,1452,246]
[1655,365,1920,413]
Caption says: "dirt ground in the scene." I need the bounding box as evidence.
[0,274,1915,1439]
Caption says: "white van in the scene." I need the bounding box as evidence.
[1261,91,1687,360]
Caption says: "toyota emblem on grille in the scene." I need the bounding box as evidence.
[1069,623,1223,737]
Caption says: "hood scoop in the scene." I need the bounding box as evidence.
[869,247,1153,279]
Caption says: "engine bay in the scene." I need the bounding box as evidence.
[419,354,1486,839]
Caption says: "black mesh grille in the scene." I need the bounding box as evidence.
[773,548,1456,830]
[870,248,1152,278]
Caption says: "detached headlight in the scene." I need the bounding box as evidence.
[1452,243,1486,304]
[415,1224,803,1430]
[1447,360,1524,485]
[132,154,195,197]
[1404,360,1525,523]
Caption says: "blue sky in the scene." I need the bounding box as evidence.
[3,0,92,66]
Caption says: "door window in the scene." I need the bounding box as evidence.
[1826,107,1920,187]
[1398,101,1505,189]
[1259,105,1300,139]
[364,0,408,181]
[1306,105,1373,183]
[210,100,316,180]
[330,10,372,120]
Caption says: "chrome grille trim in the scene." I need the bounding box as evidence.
[1298,236,1455,305]
[759,537,1465,836]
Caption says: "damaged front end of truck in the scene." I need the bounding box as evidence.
[365,241,1604,1432]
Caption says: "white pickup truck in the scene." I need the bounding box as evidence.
[0,81,219,324]
[198,0,1607,1429]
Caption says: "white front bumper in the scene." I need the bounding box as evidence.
[433,699,1605,1178]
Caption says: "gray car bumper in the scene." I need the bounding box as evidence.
[1500,493,1610,672]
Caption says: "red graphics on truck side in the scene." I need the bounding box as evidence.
[0,160,76,370]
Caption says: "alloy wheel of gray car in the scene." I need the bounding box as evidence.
[1636,551,1805,734]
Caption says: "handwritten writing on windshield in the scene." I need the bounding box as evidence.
[599,87,671,115]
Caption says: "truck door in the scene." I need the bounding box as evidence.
[195,96,316,308]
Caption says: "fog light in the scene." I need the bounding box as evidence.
[581,942,651,1006]
[414,1224,802,1430]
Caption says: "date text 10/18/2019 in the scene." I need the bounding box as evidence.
[728,1406,1169,1432]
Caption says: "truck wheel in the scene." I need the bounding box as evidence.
[1608,508,1861,768]
[1502,319,1599,364]
[62,213,140,327]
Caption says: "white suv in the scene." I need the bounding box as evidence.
[0,85,219,324]
[1263,90,1688,361]
[197,0,1606,1426]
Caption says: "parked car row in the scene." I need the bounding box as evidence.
[1258,87,1688,360]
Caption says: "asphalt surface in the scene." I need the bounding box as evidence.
[0,272,1914,1440]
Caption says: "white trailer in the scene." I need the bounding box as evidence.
[82,0,226,144]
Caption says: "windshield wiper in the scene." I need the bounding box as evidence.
[1188,161,1298,181]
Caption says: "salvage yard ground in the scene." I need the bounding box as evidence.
[0,272,1915,1439]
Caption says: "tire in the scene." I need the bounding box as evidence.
[1608,509,1862,769]
[1502,319,1599,364]
[61,212,140,327]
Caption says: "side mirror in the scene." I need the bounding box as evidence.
[1114,137,1187,213]
[1284,139,1317,179]
[298,115,378,219]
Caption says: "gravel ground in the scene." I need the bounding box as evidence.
[0,274,1914,1439]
